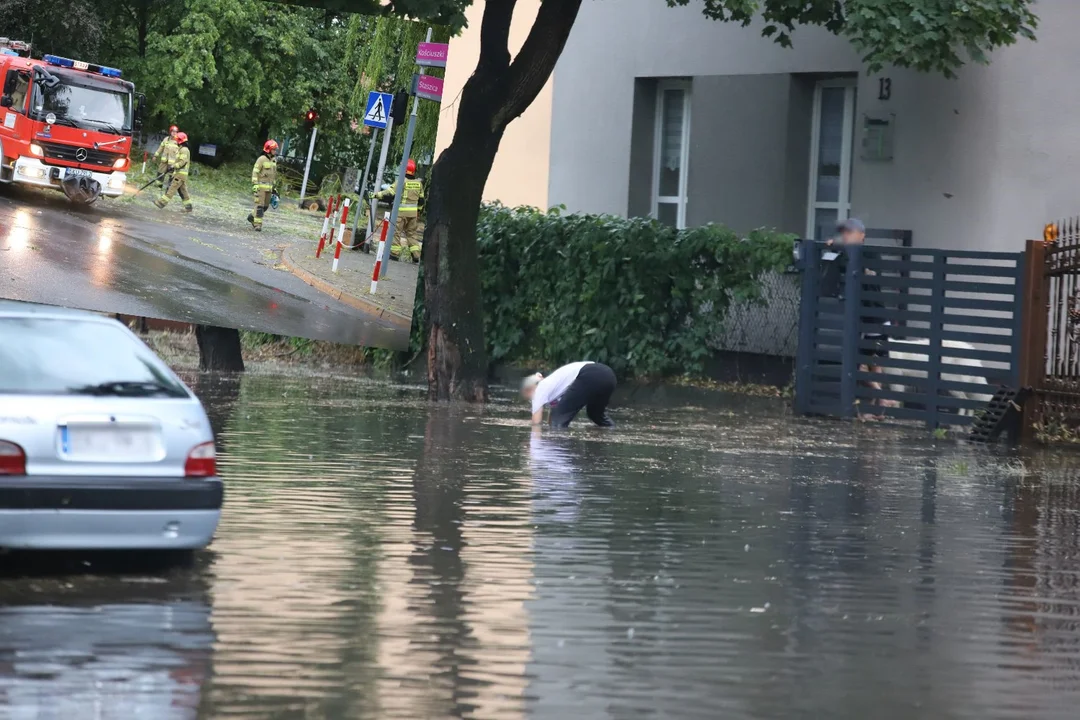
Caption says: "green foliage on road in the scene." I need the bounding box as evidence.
[404,205,794,379]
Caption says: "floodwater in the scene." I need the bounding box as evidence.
[2,374,1080,719]
[0,188,405,349]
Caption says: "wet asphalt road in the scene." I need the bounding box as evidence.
[0,186,406,350]
[3,378,1080,719]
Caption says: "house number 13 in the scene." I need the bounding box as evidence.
[878,77,892,101]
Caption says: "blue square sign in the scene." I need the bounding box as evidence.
[363,91,394,130]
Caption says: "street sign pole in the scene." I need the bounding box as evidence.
[297,126,317,209]
[370,115,394,244]
[380,28,435,279]
[357,127,379,240]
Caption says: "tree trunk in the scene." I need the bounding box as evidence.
[194,325,245,372]
[137,0,149,58]
[422,121,500,403]
[423,0,583,402]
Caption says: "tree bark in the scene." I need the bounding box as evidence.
[423,0,583,402]
[194,325,245,372]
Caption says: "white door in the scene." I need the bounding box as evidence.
[806,79,857,240]
[652,80,691,229]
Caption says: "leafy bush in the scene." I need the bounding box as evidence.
[473,204,795,378]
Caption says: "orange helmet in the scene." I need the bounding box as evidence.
[406,159,416,176]
[175,131,188,144]
[263,139,279,154]
[169,125,178,133]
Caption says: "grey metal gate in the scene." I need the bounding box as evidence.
[794,240,1026,427]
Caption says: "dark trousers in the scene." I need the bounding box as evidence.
[549,363,617,428]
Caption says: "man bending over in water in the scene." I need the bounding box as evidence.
[521,361,617,428]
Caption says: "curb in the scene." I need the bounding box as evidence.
[279,245,412,332]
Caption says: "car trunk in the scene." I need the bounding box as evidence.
[2,395,210,477]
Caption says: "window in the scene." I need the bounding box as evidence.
[806,79,856,240]
[652,80,691,229]
[3,70,29,114]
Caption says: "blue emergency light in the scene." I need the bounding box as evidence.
[42,54,122,78]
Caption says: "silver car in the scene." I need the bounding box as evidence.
[0,301,223,550]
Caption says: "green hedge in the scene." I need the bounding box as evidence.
[407,204,795,379]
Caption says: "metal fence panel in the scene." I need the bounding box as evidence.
[795,240,1025,428]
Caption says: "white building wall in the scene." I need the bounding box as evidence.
[550,0,1080,252]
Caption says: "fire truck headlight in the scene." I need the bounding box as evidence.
[112,157,128,171]
[29,143,43,157]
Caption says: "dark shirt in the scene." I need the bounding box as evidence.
[819,246,888,341]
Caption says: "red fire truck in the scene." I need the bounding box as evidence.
[0,38,144,204]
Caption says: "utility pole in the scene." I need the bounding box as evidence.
[297,109,318,207]
[379,28,433,279]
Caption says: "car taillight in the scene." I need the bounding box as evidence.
[113,157,129,171]
[0,441,26,476]
[184,441,216,477]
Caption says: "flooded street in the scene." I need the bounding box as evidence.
[2,375,1080,719]
[0,188,406,349]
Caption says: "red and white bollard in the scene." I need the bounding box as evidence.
[324,197,339,258]
[141,150,148,174]
[370,212,390,293]
[331,199,351,273]
[315,196,335,258]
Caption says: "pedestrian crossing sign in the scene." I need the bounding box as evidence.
[363,91,393,130]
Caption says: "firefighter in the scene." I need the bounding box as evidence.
[152,125,179,189]
[373,159,424,262]
[248,139,278,232]
[153,132,192,212]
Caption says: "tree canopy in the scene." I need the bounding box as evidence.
[1,0,447,174]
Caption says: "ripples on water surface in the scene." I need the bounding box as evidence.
[2,374,1080,719]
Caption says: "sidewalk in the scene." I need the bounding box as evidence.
[280,236,418,331]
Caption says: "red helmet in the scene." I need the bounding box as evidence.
[169,125,178,133]
[175,131,188,144]
[263,139,279,154]
[406,159,416,176]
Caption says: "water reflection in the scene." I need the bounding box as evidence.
[0,566,213,719]
[3,208,34,252]
[1,375,1080,719]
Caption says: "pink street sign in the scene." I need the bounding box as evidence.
[416,75,444,103]
[416,42,449,68]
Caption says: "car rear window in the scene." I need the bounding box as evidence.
[0,317,190,397]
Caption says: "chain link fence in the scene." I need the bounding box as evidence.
[710,270,801,358]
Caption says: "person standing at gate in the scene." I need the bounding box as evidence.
[828,218,898,413]
[248,139,278,232]
[153,125,179,189]
[521,361,618,428]
[154,132,192,212]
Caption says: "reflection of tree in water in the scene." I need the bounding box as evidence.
[406,406,473,717]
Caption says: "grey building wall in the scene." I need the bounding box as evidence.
[550,0,1080,252]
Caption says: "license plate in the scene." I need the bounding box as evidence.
[60,425,160,461]
[64,168,92,178]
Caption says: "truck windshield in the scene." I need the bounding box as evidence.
[31,74,132,134]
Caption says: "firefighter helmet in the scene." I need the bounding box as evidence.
[263,139,279,154]
[169,125,178,133]
[175,131,188,144]
[406,159,416,176]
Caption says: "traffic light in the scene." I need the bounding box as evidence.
[391,90,408,125]
[303,108,318,131]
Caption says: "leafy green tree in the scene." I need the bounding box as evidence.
[285,0,1037,402]
[0,0,105,58]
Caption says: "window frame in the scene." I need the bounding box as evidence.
[806,78,857,240]
[651,79,692,229]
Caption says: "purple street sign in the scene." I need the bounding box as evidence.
[415,75,444,103]
[416,42,449,68]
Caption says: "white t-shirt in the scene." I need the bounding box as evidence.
[532,361,592,414]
